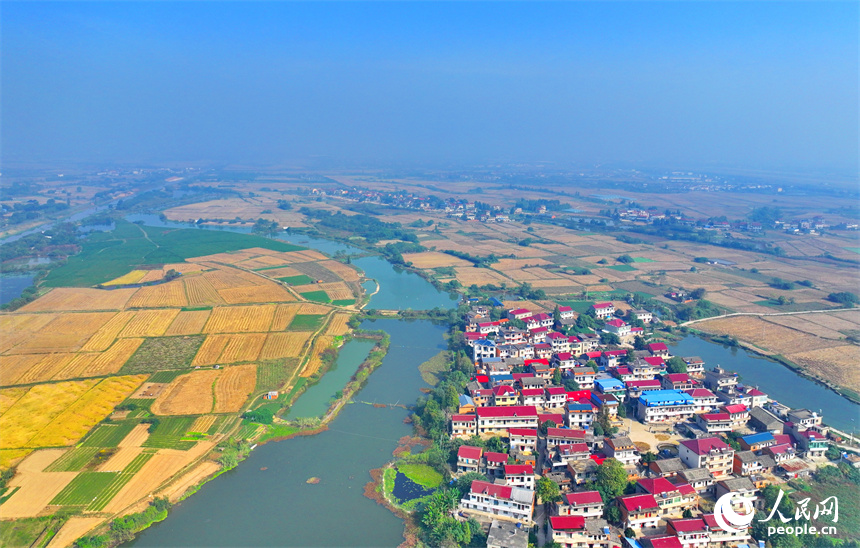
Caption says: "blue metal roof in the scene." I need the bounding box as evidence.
[475,339,496,346]
[741,432,774,444]
[595,378,625,391]
[490,297,504,306]
[567,403,592,412]
[639,390,693,406]
[459,394,474,405]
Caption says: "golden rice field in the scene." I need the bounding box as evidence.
[219,334,267,364]
[203,268,257,290]
[695,315,843,355]
[4,338,143,385]
[126,281,188,308]
[118,309,180,338]
[189,415,217,433]
[103,270,147,286]
[7,312,116,355]
[257,266,303,279]
[270,304,300,331]
[317,260,361,282]
[0,386,29,414]
[81,311,134,351]
[298,303,331,315]
[299,336,335,378]
[0,376,145,449]
[18,287,137,312]
[151,370,221,415]
[213,364,256,413]
[401,251,473,269]
[259,332,313,360]
[192,335,231,366]
[183,275,225,306]
[787,345,860,393]
[204,305,276,333]
[326,313,352,336]
[218,283,293,304]
[164,309,212,336]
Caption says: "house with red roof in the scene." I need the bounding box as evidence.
[526,358,554,379]
[684,388,718,413]
[528,326,549,344]
[636,477,697,517]
[544,386,568,408]
[477,321,502,335]
[763,443,797,463]
[662,373,696,391]
[567,336,585,355]
[470,388,493,407]
[534,343,553,360]
[604,318,631,337]
[679,437,734,477]
[450,414,477,439]
[557,305,575,321]
[665,516,709,546]
[637,535,684,548]
[720,403,749,428]
[547,331,570,353]
[508,428,537,454]
[599,349,627,368]
[492,384,519,406]
[556,490,604,518]
[476,405,539,436]
[504,464,535,489]
[483,451,509,478]
[539,412,566,427]
[548,515,613,548]
[459,480,535,525]
[509,308,532,320]
[545,427,586,448]
[549,443,590,473]
[457,445,483,474]
[617,493,660,529]
[519,388,545,407]
[625,379,662,399]
[591,302,615,320]
[552,352,577,371]
[613,366,636,383]
[647,342,670,357]
[702,513,753,546]
[695,412,732,433]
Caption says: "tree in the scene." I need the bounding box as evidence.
[455,472,488,497]
[536,477,561,504]
[601,332,620,345]
[617,255,634,264]
[623,527,636,538]
[552,367,562,386]
[486,436,508,454]
[563,377,580,391]
[633,336,647,350]
[594,458,628,502]
[625,349,635,363]
[828,292,858,306]
[666,356,688,374]
[539,420,557,435]
[605,505,622,525]
[641,451,657,464]
[690,288,706,300]
[617,404,627,419]
[682,508,694,518]
[586,360,598,372]
[825,444,841,460]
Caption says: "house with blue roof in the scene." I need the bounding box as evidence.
[566,402,595,429]
[637,390,695,424]
[739,432,776,452]
[473,339,496,360]
[594,377,626,401]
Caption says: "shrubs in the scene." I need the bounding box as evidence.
[75,498,171,548]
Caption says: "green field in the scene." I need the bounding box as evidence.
[81,422,138,448]
[45,447,101,472]
[121,335,205,374]
[608,264,637,272]
[51,472,119,506]
[555,300,595,313]
[752,300,832,312]
[396,463,443,489]
[0,516,68,548]
[287,314,324,331]
[417,351,448,386]
[299,290,330,303]
[256,358,301,392]
[87,452,155,511]
[278,274,315,285]
[147,370,186,383]
[332,299,356,306]
[43,220,305,288]
[142,417,196,450]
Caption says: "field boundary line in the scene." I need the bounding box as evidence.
[681,307,855,327]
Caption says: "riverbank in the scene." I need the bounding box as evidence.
[691,329,860,407]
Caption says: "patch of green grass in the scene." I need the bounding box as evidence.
[396,463,443,489]
[332,298,356,306]
[752,300,832,312]
[278,274,315,285]
[288,314,324,331]
[608,264,637,272]
[235,420,263,441]
[81,422,138,448]
[51,472,119,506]
[147,370,185,383]
[43,220,305,288]
[45,447,101,472]
[284,378,308,404]
[418,351,449,386]
[0,516,67,548]
[256,358,301,393]
[142,417,196,450]
[555,300,595,313]
[121,336,205,374]
[258,423,299,443]
[300,290,331,303]
[87,453,155,511]
[632,257,655,263]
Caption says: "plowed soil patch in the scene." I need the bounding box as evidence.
[46,517,105,548]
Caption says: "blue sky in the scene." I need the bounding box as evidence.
[2,2,857,172]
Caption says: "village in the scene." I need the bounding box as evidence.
[446,300,850,548]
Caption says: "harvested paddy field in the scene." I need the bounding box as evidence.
[151,369,222,415]
[126,281,188,308]
[213,364,256,412]
[19,288,136,312]
[260,332,313,360]
[401,251,472,268]
[695,316,843,355]
[182,275,225,306]
[46,517,105,548]
[165,309,212,336]
[0,449,77,519]
[204,304,276,333]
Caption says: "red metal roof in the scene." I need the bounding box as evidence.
[504,464,533,475]
[545,386,566,395]
[567,390,592,401]
[539,413,565,424]
[680,436,729,455]
[593,302,613,309]
[648,342,669,351]
[637,477,679,495]
[558,305,572,312]
[508,428,537,437]
[471,480,512,500]
[663,372,690,380]
[549,515,585,530]
[685,388,715,398]
[546,427,585,439]
[524,358,550,366]
[604,349,627,356]
[584,351,602,358]
[645,536,684,548]
[625,380,661,388]
[668,517,707,533]
[520,388,544,397]
[556,352,573,360]
[618,493,659,512]
[605,318,626,327]
[475,375,490,384]
[451,414,476,422]
[722,404,748,414]
[557,442,589,454]
[458,446,482,460]
[476,405,538,418]
[510,308,531,315]
[565,490,603,506]
[493,385,517,396]
[484,451,508,464]
[643,356,666,366]
[700,413,731,421]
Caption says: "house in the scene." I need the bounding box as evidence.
[603,436,639,467]
[604,318,631,337]
[646,342,670,357]
[679,437,734,478]
[458,394,476,414]
[592,302,615,320]
[486,519,528,548]
[721,404,750,428]
[509,308,533,320]
[520,388,545,407]
[665,517,710,547]
[556,490,603,518]
[631,308,654,323]
[547,332,571,353]
[508,428,538,454]
[567,367,597,390]
[625,379,662,399]
[546,427,586,448]
[702,513,753,547]
[647,458,685,479]
[476,406,539,436]
[677,468,714,497]
[714,477,759,509]
[451,414,477,438]
[459,480,535,525]
[617,493,660,529]
[635,477,697,517]
[478,321,502,335]
[684,388,718,413]
[567,336,584,355]
[591,393,619,421]
[263,391,279,400]
[682,356,705,375]
[695,412,732,434]
[534,343,553,359]
[733,451,776,476]
[635,535,684,548]
[457,445,483,474]
[567,458,600,485]
[600,349,627,368]
[637,390,695,423]
[739,432,776,452]
[558,305,575,321]
[474,339,497,360]
[736,385,768,408]
[662,373,696,391]
[763,443,797,463]
[526,358,554,379]
[550,443,591,472]
[470,388,493,407]
[565,402,595,429]
[545,386,568,408]
[505,464,534,489]
[794,429,828,458]
[484,452,509,478]
[595,377,627,400]
[548,516,613,548]
[779,458,812,479]
[787,408,823,429]
[493,385,520,406]
[703,366,738,392]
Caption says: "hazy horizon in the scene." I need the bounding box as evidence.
[3,2,858,174]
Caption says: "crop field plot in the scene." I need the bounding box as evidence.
[18,288,137,312]
[151,370,221,416]
[453,267,512,287]
[260,332,313,360]
[45,517,106,548]
[695,316,844,356]
[183,276,225,306]
[80,337,145,378]
[103,270,148,286]
[81,422,138,448]
[257,266,303,278]
[0,449,77,519]
[118,309,181,338]
[203,268,258,290]
[121,335,205,374]
[87,452,155,511]
[278,274,316,285]
[298,303,332,315]
[131,382,169,399]
[299,336,335,378]
[218,333,267,363]
[298,289,330,303]
[7,312,116,355]
[189,415,217,434]
[0,386,29,414]
[401,251,472,269]
[192,335,230,366]
[288,314,325,331]
[204,304,276,333]
[318,260,361,282]
[141,416,196,449]
[50,471,118,507]
[270,304,300,331]
[213,364,256,413]
[326,313,352,336]
[256,358,301,392]
[218,282,293,304]
[236,255,292,270]
[0,355,46,386]
[45,447,101,472]
[165,309,212,336]
[290,262,341,283]
[118,423,151,447]
[126,281,188,308]
[81,311,135,351]
[787,345,860,392]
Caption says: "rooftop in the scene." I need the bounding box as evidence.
[640,390,694,406]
